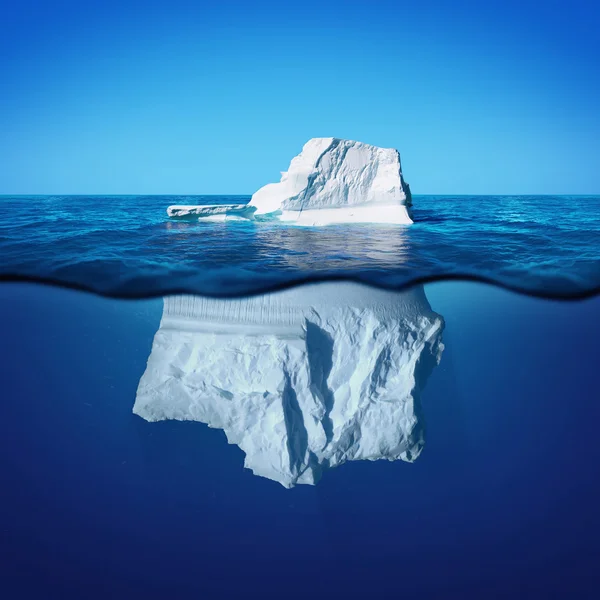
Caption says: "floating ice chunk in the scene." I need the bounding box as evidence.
[166,204,255,219]
[134,283,444,487]
[249,138,413,224]
[166,138,413,225]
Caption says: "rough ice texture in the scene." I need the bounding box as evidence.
[166,205,254,219]
[248,138,413,224]
[133,283,443,487]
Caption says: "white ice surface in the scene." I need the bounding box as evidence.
[166,205,255,219]
[248,138,413,224]
[134,283,444,487]
[166,138,413,225]
[279,204,412,226]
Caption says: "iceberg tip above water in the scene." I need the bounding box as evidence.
[167,138,413,226]
[249,137,413,225]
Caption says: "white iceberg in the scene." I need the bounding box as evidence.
[134,282,444,488]
[166,138,413,225]
[249,137,413,225]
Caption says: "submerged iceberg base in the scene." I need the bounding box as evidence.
[134,283,444,487]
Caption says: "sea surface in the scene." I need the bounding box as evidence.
[1,194,599,599]
[1,195,599,297]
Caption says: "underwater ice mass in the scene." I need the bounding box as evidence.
[134,283,444,487]
[167,138,413,225]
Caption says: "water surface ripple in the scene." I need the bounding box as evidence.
[1,195,598,298]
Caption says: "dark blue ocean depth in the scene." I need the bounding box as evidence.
[0,281,599,599]
[1,195,599,297]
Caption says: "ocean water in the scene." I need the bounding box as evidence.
[1,195,599,599]
[1,195,599,297]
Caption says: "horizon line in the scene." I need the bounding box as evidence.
[2,193,599,198]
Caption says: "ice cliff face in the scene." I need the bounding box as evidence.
[248,138,413,225]
[134,283,443,487]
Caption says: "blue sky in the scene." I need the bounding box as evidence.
[1,0,598,194]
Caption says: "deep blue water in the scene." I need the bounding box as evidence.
[1,281,599,599]
[1,195,599,297]
[1,194,599,598]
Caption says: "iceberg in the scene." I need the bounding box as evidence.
[249,138,413,225]
[166,138,413,225]
[134,282,444,487]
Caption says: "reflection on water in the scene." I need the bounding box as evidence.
[252,223,411,271]
[134,282,444,487]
